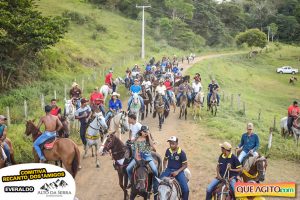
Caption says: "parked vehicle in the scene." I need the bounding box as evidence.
[276,66,298,74]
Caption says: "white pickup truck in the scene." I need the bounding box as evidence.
[276,66,298,74]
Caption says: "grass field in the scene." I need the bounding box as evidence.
[0,0,185,163]
[186,44,300,161]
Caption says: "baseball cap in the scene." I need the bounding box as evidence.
[167,136,178,143]
[0,115,7,120]
[81,98,88,104]
[219,142,232,151]
[140,125,149,132]
[247,122,254,130]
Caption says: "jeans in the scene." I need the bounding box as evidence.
[105,110,117,121]
[238,150,259,163]
[33,131,56,161]
[80,123,87,146]
[112,83,116,92]
[2,142,11,163]
[75,99,81,110]
[206,178,236,200]
[166,90,173,103]
[126,153,159,193]
[207,93,220,105]
[176,93,192,106]
[287,117,295,133]
[160,168,189,200]
[99,105,106,116]
[128,95,145,112]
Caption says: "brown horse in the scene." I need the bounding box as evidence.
[153,94,167,130]
[141,85,153,118]
[241,156,268,183]
[0,137,16,168]
[208,90,218,116]
[289,76,297,85]
[179,91,188,120]
[24,120,80,178]
[101,133,131,200]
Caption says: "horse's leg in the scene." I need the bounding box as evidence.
[185,107,187,120]
[92,144,94,157]
[83,144,88,158]
[96,143,100,168]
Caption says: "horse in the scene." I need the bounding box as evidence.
[208,90,218,116]
[280,117,290,138]
[192,92,205,121]
[114,77,125,92]
[101,133,132,200]
[141,85,153,118]
[0,137,16,168]
[241,155,268,183]
[289,76,297,85]
[24,120,80,178]
[84,112,107,168]
[129,93,143,122]
[151,75,159,96]
[291,117,300,146]
[156,177,182,200]
[179,90,188,120]
[100,84,113,103]
[153,94,167,130]
[57,116,70,138]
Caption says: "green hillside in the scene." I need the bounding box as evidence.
[187,44,300,161]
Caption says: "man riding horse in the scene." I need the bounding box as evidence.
[206,142,242,200]
[128,79,145,113]
[158,136,189,200]
[192,78,202,104]
[34,105,63,162]
[155,79,170,111]
[207,79,220,107]
[176,79,192,107]
[141,77,152,100]
[0,115,12,166]
[287,101,300,136]
[105,69,116,92]
[90,87,105,116]
[236,123,260,163]
[164,76,174,104]
[69,82,82,109]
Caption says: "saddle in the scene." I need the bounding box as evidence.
[41,137,57,150]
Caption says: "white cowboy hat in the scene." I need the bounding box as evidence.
[72,82,78,88]
[111,92,120,97]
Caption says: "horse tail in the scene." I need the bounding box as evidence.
[71,145,80,178]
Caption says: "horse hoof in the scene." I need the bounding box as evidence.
[96,164,100,168]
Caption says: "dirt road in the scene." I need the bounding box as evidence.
[75,53,300,200]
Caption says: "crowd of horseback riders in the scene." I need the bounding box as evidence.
[0,55,271,200]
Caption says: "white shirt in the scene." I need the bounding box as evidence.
[130,122,142,140]
[192,82,202,93]
[142,81,152,91]
[155,85,166,95]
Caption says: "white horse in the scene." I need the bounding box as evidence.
[84,111,108,168]
[156,169,191,200]
[99,111,130,154]
[129,93,142,122]
[100,84,113,103]
[280,117,289,138]
[192,92,205,121]
[64,99,78,132]
[113,77,125,92]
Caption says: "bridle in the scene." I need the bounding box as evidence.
[133,165,149,191]
[117,112,128,134]
[158,178,181,200]
[89,115,106,131]
[255,157,267,181]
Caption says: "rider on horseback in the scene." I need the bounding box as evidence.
[236,123,260,163]
[69,82,82,109]
[141,77,152,99]
[105,70,116,92]
[128,79,145,113]
[287,101,300,136]
[90,87,105,116]
[176,79,192,107]
[126,125,158,189]
[50,99,62,119]
[34,105,63,162]
[164,76,174,104]
[159,136,189,200]
[105,92,122,122]
[0,115,11,166]
[207,79,220,106]
[155,79,170,111]
[206,142,242,200]
[191,78,202,104]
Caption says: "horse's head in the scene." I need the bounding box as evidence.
[95,112,108,130]
[156,177,175,200]
[255,156,268,182]
[133,93,139,104]
[102,134,115,153]
[24,120,39,136]
[133,159,150,192]
[120,111,129,133]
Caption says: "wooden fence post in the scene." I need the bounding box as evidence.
[258,109,261,121]
[54,90,57,100]
[6,106,11,126]
[237,94,241,110]
[243,102,246,116]
[24,100,28,120]
[230,94,234,110]
[40,94,45,110]
[64,84,67,100]
[273,115,277,131]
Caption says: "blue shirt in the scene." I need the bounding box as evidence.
[218,153,241,178]
[0,124,7,137]
[208,83,219,93]
[172,67,179,74]
[130,85,141,93]
[165,147,187,170]
[238,133,260,153]
[146,65,151,71]
[109,99,122,111]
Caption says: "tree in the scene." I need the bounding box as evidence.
[269,23,278,42]
[275,14,300,42]
[0,0,68,89]
[236,28,267,48]
[165,0,195,20]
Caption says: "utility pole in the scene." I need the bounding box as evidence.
[267,26,270,42]
[136,5,151,60]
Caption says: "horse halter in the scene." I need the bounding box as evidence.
[158,179,181,200]
[119,112,128,134]
[89,115,105,131]
[255,157,267,179]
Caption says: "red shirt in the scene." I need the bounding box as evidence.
[164,81,173,90]
[288,105,300,117]
[105,73,113,85]
[90,92,104,105]
[50,107,61,116]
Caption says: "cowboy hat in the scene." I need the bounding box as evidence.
[219,142,232,151]
[72,82,78,88]
[111,92,120,96]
